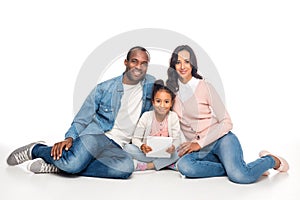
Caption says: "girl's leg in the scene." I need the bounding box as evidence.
[123,144,155,163]
[152,151,179,170]
[124,144,180,170]
[124,144,156,170]
[213,132,275,184]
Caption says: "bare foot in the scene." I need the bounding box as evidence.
[147,162,155,170]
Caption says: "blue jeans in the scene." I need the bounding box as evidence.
[177,132,276,184]
[124,144,179,170]
[32,134,134,179]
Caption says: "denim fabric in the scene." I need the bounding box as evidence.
[32,74,155,179]
[32,134,134,179]
[65,74,155,139]
[177,132,276,184]
[124,144,179,170]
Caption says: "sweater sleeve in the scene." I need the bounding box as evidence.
[132,112,151,149]
[169,111,181,148]
[194,82,233,148]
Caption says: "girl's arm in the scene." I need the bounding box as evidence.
[169,111,181,148]
[132,111,151,149]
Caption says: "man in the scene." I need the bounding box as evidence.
[7,46,155,179]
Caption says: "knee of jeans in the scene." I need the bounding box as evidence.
[123,144,139,154]
[219,132,238,146]
[110,159,134,179]
[227,171,257,184]
[56,156,87,174]
[177,158,196,177]
[114,170,133,179]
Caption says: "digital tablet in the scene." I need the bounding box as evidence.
[146,136,173,158]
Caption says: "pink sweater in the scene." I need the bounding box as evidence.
[173,79,233,148]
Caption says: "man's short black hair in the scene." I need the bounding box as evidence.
[126,46,150,61]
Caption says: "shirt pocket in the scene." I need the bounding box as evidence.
[98,104,115,122]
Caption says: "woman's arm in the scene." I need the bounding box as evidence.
[195,81,233,148]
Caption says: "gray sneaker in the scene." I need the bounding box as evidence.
[28,159,60,173]
[7,141,44,166]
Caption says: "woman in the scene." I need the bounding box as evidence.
[166,45,289,184]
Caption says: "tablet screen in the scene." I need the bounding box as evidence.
[146,136,172,158]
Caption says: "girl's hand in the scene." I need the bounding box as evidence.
[141,144,152,154]
[166,145,175,154]
[178,142,201,157]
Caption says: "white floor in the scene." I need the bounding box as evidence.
[1,141,299,200]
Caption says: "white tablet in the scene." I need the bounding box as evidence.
[146,136,173,158]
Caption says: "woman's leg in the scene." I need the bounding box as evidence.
[213,132,275,184]
[177,149,226,178]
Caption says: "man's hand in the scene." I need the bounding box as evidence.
[178,142,201,157]
[51,137,73,160]
[141,144,152,154]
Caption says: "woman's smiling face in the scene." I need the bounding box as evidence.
[175,50,192,83]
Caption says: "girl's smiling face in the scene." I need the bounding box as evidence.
[152,90,173,116]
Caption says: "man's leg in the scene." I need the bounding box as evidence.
[32,134,116,174]
[78,140,134,179]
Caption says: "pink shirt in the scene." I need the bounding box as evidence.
[173,79,233,148]
[150,113,169,137]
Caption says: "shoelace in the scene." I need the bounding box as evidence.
[40,163,59,173]
[14,149,30,164]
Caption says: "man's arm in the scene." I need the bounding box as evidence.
[65,86,101,139]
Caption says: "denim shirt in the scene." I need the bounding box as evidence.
[65,74,155,140]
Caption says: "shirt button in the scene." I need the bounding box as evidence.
[197,135,200,140]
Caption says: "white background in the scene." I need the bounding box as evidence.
[1,0,300,199]
[1,0,299,151]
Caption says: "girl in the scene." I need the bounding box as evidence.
[124,79,181,171]
[166,45,289,184]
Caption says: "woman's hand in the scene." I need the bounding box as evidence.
[51,137,73,160]
[178,142,201,157]
[166,145,175,154]
[141,144,152,154]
